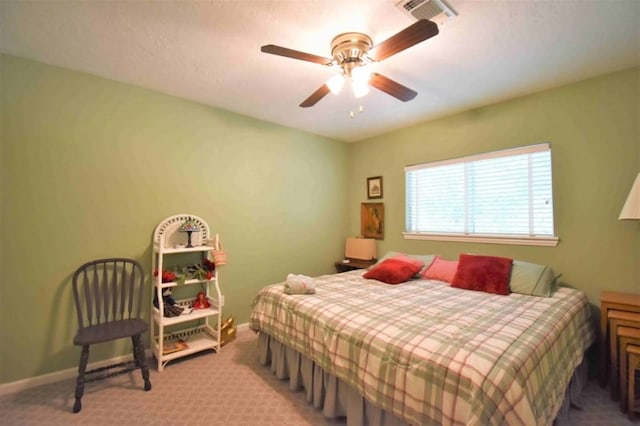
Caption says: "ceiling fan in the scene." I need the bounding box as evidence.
[260,19,439,108]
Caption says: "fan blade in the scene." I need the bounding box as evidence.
[261,45,332,65]
[299,84,331,108]
[367,20,439,62]
[369,73,417,102]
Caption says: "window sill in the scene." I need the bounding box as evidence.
[402,232,559,247]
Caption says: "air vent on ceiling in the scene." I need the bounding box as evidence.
[395,0,457,26]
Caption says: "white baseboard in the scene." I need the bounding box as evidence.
[0,322,250,397]
[0,349,152,397]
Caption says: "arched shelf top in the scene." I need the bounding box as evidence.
[153,214,211,250]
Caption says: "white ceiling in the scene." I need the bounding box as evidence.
[1,1,639,142]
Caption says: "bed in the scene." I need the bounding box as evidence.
[249,266,595,426]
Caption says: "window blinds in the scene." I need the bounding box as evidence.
[405,143,554,237]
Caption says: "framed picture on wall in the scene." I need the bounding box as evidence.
[361,202,384,239]
[367,176,383,199]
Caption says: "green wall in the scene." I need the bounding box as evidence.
[1,54,638,386]
[348,67,640,306]
[0,55,349,383]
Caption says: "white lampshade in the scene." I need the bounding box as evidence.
[351,66,371,84]
[351,67,370,99]
[352,80,370,99]
[326,74,345,95]
[345,237,377,260]
[619,173,640,219]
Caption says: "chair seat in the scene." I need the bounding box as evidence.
[74,319,148,345]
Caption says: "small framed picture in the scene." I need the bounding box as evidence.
[361,203,384,240]
[367,176,383,199]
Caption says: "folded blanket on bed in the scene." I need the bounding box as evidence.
[284,274,316,294]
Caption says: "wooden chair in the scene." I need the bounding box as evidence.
[628,344,640,421]
[71,258,152,413]
[608,310,640,400]
[617,326,640,414]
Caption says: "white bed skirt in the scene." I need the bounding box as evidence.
[257,332,589,426]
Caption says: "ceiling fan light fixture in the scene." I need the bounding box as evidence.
[352,80,370,99]
[327,74,345,95]
[351,66,371,84]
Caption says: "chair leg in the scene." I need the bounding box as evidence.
[73,345,90,413]
[131,335,141,368]
[132,335,152,391]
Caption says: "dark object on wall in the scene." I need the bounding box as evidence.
[361,203,384,239]
[367,176,383,199]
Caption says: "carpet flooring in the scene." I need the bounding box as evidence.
[0,326,636,425]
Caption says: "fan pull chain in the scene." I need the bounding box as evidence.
[349,104,364,119]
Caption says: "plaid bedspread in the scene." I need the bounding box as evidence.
[250,271,595,425]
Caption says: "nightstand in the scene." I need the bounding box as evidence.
[334,258,376,273]
[599,291,640,388]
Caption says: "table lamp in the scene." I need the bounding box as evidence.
[619,173,640,220]
[345,237,377,260]
[179,217,199,248]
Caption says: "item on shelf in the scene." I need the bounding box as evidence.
[154,261,215,286]
[192,291,210,309]
[154,269,177,283]
[213,238,227,266]
[182,261,214,281]
[202,258,216,272]
[179,217,200,248]
[153,288,185,317]
[162,339,189,355]
[164,304,185,317]
[220,316,237,346]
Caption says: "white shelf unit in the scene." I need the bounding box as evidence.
[151,214,223,372]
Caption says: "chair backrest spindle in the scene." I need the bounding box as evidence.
[102,262,110,323]
[92,266,102,324]
[97,263,104,322]
[82,270,93,326]
[135,267,144,318]
[113,261,121,321]
[120,260,133,318]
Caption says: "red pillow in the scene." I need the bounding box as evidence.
[363,258,421,285]
[451,254,513,295]
[420,256,458,283]
[387,253,425,277]
[390,253,425,270]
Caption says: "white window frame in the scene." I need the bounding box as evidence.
[403,143,559,246]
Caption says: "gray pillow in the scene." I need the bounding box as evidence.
[510,260,560,297]
[376,252,435,274]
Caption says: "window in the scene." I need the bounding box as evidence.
[404,143,558,246]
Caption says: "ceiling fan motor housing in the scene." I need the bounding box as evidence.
[330,32,373,75]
